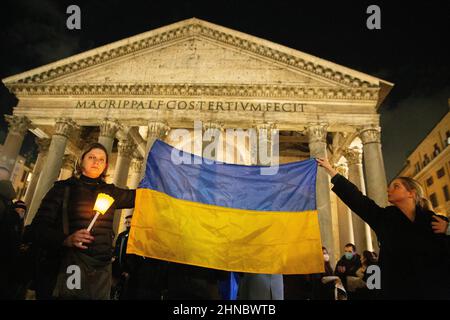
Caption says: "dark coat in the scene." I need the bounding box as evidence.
[0,179,21,262]
[112,229,131,276]
[32,174,135,261]
[1,207,23,262]
[126,256,228,300]
[29,175,135,299]
[0,180,19,299]
[335,254,362,277]
[310,261,336,300]
[331,173,450,300]
[0,180,16,221]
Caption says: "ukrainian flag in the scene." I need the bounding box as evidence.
[127,140,324,274]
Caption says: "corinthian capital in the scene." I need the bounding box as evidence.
[54,118,78,138]
[4,115,32,136]
[344,147,363,166]
[61,154,77,170]
[202,121,224,132]
[148,121,169,139]
[99,119,120,138]
[35,138,51,153]
[255,122,276,132]
[255,122,277,144]
[305,123,328,144]
[117,139,136,158]
[359,125,381,145]
[130,156,144,174]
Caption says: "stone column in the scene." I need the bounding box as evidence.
[360,125,386,252]
[249,126,258,165]
[202,121,223,161]
[26,118,77,225]
[98,119,120,156]
[344,147,373,252]
[306,124,336,264]
[140,121,169,179]
[335,163,355,250]
[118,156,144,234]
[255,123,276,165]
[128,156,144,189]
[23,138,51,208]
[0,115,32,177]
[112,138,135,235]
[58,154,76,180]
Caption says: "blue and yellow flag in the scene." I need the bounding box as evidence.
[127,140,324,274]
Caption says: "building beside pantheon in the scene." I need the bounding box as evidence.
[1,18,393,263]
[397,111,450,215]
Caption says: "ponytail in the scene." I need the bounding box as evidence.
[418,197,432,211]
[397,177,433,211]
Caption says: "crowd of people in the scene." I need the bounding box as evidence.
[285,244,379,300]
[1,145,449,300]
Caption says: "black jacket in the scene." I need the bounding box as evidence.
[0,180,20,262]
[112,229,131,277]
[126,256,229,299]
[0,180,16,218]
[2,211,24,260]
[331,173,450,299]
[32,175,135,262]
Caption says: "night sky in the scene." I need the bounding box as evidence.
[0,0,449,180]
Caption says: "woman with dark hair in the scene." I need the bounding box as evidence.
[31,143,135,300]
[356,250,378,282]
[322,247,334,276]
[317,158,450,299]
[345,250,379,299]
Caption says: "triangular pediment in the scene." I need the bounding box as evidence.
[48,37,336,87]
[2,18,393,104]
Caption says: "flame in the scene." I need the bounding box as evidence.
[93,193,115,214]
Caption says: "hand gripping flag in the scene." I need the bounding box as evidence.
[127,140,324,274]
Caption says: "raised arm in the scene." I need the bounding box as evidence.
[316,158,385,233]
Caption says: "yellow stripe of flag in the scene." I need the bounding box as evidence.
[127,189,324,274]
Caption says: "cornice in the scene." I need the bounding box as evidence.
[7,83,379,100]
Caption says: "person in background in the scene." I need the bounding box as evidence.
[356,250,378,282]
[347,250,379,299]
[8,201,30,299]
[111,214,133,299]
[334,243,361,291]
[0,167,18,299]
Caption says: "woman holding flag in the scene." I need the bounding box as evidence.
[31,143,135,300]
[317,157,450,299]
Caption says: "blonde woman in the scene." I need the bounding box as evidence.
[317,158,450,300]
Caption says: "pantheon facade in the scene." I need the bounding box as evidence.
[1,18,393,264]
